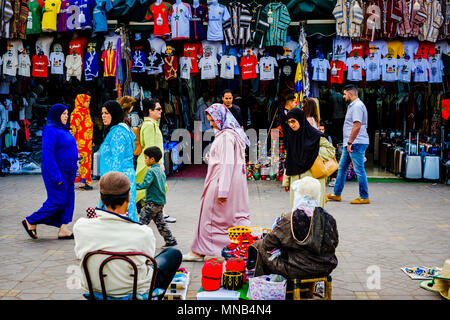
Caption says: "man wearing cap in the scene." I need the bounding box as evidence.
[73,171,182,299]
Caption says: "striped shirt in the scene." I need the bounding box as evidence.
[223,2,252,46]
[248,4,269,49]
[265,3,291,47]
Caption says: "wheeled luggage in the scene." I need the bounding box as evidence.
[92,151,100,180]
[405,132,422,180]
[423,156,440,180]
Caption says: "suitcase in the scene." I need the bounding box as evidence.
[423,156,440,180]
[92,151,100,179]
[380,143,390,169]
[394,148,402,174]
[398,150,406,175]
[388,145,396,173]
[405,132,422,180]
[374,130,380,163]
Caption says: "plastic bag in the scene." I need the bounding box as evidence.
[247,274,287,300]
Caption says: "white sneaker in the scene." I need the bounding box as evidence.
[164,215,176,223]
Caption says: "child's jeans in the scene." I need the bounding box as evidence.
[140,201,176,245]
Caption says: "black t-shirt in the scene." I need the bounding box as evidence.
[228,104,244,127]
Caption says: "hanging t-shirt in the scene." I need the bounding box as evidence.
[258,56,278,80]
[190,4,207,41]
[69,0,95,30]
[345,56,365,81]
[148,37,167,54]
[349,41,368,58]
[364,56,382,81]
[240,54,258,80]
[2,52,18,76]
[18,53,31,77]
[163,55,178,80]
[428,57,444,83]
[198,56,218,80]
[415,42,436,59]
[184,42,203,74]
[311,58,330,81]
[278,40,299,60]
[386,40,405,58]
[69,37,88,60]
[397,57,416,83]
[332,37,351,63]
[219,55,237,79]
[146,51,163,75]
[84,50,99,80]
[27,0,45,35]
[402,40,419,60]
[145,1,173,37]
[413,58,429,82]
[201,40,223,60]
[225,46,242,75]
[381,57,398,82]
[36,36,54,57]
[101,34,120,51]
[101,49,116,77]
[207,4,231,41]
[49,51,65,74]
[32,54,49,77]
[179,56,192,79]
[57,0,70,32]
[41,0,61,31]
[365,40,388,59]
[434,41,450,59]
[329,60,347,84]
[171,2,191,40]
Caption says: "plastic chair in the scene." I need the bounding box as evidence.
[81,250,158,300]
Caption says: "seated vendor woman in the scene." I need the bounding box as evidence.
[248,176,339,279]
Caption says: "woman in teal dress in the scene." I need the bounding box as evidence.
[99,100,138,222]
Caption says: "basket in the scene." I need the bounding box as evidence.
[223,271,243,291]
[228,226,252,244]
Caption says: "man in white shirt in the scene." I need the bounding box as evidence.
[328,84,370,205]
[74,171,182,299]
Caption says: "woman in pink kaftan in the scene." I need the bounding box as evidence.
[183,104,251,261]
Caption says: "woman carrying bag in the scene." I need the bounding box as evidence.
[282,108,335,209]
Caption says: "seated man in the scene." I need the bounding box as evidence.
[248,176,339,279]
[73,171,182,299]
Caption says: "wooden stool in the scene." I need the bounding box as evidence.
[286,275,332,300]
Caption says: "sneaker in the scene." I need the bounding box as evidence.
[79,184,93,190]
[161,240,178,249]
[350,197,370,204]
[164,215,176,223]
[326,194,341,201]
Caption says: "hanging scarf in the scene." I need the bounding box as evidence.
[285,108,324,176]
[46,104,70,131]
[205,103,250,146]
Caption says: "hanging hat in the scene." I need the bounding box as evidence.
[419,259,450,300]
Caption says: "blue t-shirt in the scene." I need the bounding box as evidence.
[343,98,370,145]
[93,1,108,33]
[223,45,241,75]
[131,51,146,73]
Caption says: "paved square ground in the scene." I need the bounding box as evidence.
[0,174,448,300]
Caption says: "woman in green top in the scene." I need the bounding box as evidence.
[282,108,335,209]
[135,98,164,206]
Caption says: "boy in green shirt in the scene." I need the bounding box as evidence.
[136,146,177,248]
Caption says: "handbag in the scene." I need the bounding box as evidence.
[247,274,287,300]
[310,156,339,179]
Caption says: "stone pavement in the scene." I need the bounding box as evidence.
[0,174,449,300]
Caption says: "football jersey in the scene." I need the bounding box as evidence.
[69,37,88,60]
[329,60,347,84]
[171,2,191,40]
[190,4,207,41]
[240,54,258,80]
[27,0,45,35]
[41,0,61,31]
[207,4,231,41]
[101,49,116,77]
[145,1,173,36]
[32,54,49,77]
[184,42,203,74]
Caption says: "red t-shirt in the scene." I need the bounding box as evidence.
[349,41,368,58]
[145,2,173,36]
[32,54,49,77]
[184,42,203,74]
[329,60,347,84]
[240,54,258,80]
[415,42,436,59]
[69,37,88,60]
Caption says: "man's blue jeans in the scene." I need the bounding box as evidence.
[333,144,369,199]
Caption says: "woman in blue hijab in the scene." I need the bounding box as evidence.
[22,104,79,239]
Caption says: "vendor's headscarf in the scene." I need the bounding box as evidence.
[205,103,250,146]
[47,104,69,131]
[285,108,324,176]
[102,100,124,138]
[74,94,91,112]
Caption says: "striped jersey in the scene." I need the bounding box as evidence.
[265,3,291,47]
[223,2,252,46]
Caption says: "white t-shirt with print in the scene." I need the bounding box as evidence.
[179,57,193,80]
[311,58,330,81]
[36,36,54,57]
[278,40,299,60]
[413,58,429,82]
[18,52,31,77]
[101,34,120,51]
[49,51,65,75]
[381,57,398,82]
[198,56,218,80]
[332,37,351,63]
[259,56,278,80]
[364,56,381,81]
[219,55,237,79]
[367,40,388,59]
[428,57,444,83]
[148,37,167,54]
[434,41,450,59]
[397,58,416,82]
[345,56,365,81]
[206,4,230,41]
[2,52,18,76]
[402,40,419,60]
[201,40,223,59]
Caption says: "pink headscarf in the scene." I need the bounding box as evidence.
[205,103,250,146]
